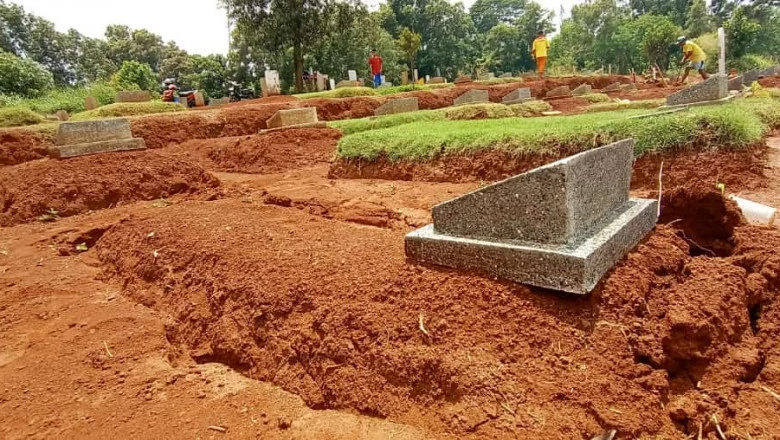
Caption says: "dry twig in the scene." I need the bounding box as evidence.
[712,415,726,440]
[418,312,430,336]
[658,160,664,217]
[103,341,113,358]
[208,425,228,433]
[761,385,780,403]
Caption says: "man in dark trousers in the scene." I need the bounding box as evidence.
[369,49,383,88]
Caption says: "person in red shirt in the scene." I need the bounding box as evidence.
[368,49,383,88]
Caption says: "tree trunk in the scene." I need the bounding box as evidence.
[293,43,304,93]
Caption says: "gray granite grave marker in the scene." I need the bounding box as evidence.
[728,75,744,91]
[571,84,592,96]
[374,97,419,116]
[50,119,146,159]
[502,88,531,104]
[545,86,572,98]
[405,139,658,294]
[454,89,489,106]
[666,74,727,106]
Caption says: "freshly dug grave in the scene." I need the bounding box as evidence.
[329,145,768,193]
[0,128,54,166]
[94,183,780,439]
[165,127,341,174]
[0,151,220,226]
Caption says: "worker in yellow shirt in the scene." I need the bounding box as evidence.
[531,30,550,79]
[676,36,709,84]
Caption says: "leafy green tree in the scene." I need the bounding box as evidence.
[513,1,555,71]
[65,30,116,84]
[181,54,228,98]
[470,0,528,33]
[112,60,157,91]
[551,0,629,71]
[629,0,689,27]
[223,0,331,93]
[398,27,422,78]
[418,0,479,77]
[725,6,761,58]
[0,50,53,97]
[685,0,714,38]
[105,25,166,71]
[484,24,523,73]
[614,14,680,71]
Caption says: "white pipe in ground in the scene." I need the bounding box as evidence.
[729,195,777,226]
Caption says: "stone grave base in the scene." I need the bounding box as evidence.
[406,198,657,294]
[502,98,533,105]
[662,93,738,110]
[49,138,147,159]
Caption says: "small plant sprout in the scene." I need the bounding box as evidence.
[37,208,60,222]
[75,243,88,252]
[152,199,171,208]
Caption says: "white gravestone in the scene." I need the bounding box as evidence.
[348,70,357,81]
[264,70,281,96]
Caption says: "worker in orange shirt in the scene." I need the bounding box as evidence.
[531,30,550,79]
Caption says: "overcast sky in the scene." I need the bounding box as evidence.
[13,0,580,55]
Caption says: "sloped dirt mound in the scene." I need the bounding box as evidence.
[0,151,219,226]
[94,183,780,439]
[301,97,382,120]
[221,104,294,136]
[0,129,54,166]
[167,127,340,174]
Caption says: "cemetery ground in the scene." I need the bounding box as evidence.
[2,74,780,439]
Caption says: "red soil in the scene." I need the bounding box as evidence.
[0,151,220,226]
[163,127,341,174]
[300,97,383,120]
[759,76,780,88]
[329,145,768,194]
[89,182,780,439]
[0,129,54,166]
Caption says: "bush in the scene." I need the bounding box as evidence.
[729,54,775,72]
[112,61,158,92]
[583,93,611,103]
[0,51,54,98]
[443,103,516,120]
[0,107,44,128]
[70,102,185,121]
[0,82,120,115]
[509,100,552,117]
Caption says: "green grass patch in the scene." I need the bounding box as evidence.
[337,98,780,162]
[508,100,553,117]
[582,93,611,103]
[586,99,664,113]
[0,82,120,115]
[443,103,516,120]
[329,110,445,136]
[474,78,524,85]
[0,107,44,128]
[296,83,455,100]
[70,102,186,121]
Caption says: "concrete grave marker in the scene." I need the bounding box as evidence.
[743,69,760,85]
[425,75,431,84]
[329,78,336,90]
[260,78,269,97]
[718,27,726,76]
[209,97,230,106]
[429,77,445,84]
[264,70,281,95]
[84,96,99,111]
[317,73,327,92]
[336,80,358,88]
[374,97,419,116]
[454,89,489,106]
[602,83,622,92]
[401,71,409,85]
[454,75,473,84]
[502,88,532,104]
[728,75,744,91]
[759,66,778,77]
[348,70,358,81]
[571,84,592,96]
[487,73,495,80]
[194,92,206,107]
[413,69,419,82]
[50,118,146,159]
[115,91,151,103]
[620,83,638,91]
[545,86,572,98]
[666,74,728,106]
[405,139,658,294]
[55,110,69,121]
[499,73,513,78]
[265,107,319,130]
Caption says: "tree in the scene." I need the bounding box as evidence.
[484,24,523,73]
[685,0,714,38]
[470,0,528,33]
[0,50,53,97]
[725,6,761,58]
[223,0,331,93]
[614,14,680,70]
[112,60,157,91]
[105,25,166,71]
[629,0,689,27]
[398,27,421,79]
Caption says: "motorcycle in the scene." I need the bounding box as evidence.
[228,81,256,102]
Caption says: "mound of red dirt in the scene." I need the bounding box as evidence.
[0,129,54,166]
[329,145,768,194]
[0,151,219,226]
[301,97,382,120]
[93,182,780,439]
[167,127,341,174]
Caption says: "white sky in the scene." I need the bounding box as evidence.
[13,0,580,56]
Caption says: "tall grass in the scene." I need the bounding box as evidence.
[0,107,44,128]
[0,82,122,114]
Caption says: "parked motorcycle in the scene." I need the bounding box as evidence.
[228,81,256,102]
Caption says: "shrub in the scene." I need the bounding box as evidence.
[443,103,516,120]
[509,100,552,117]
[583,93,611,103]
[1,82,120,115]
[0,107,44,128]
[112,61,158,92]
[0,51,54,98]
[70,102,185,121]
[729,54,775,72]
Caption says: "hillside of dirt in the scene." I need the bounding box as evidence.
[0,128,55,166]
[89,183,780,439]
[0,151,220,226]
[163,127,341,174]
